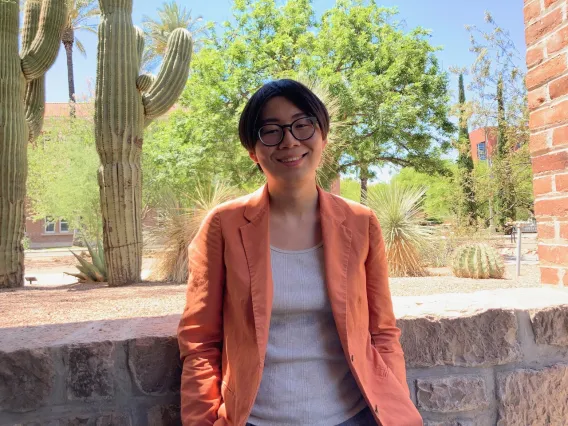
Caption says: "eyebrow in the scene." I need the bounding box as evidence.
[259,112,308,125]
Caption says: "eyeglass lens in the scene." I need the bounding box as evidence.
[259,117,315,146]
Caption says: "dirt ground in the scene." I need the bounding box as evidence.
[0,255,543,330]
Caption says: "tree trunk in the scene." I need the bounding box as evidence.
[62,28,76,118]
[360,164,369,205]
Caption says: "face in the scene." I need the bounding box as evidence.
[248,96,327,185]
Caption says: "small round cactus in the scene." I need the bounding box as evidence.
[452,243,505,279]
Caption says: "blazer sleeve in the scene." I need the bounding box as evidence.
[177,209,225,425]
[365,208,410,395]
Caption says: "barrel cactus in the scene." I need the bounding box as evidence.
[451,243,505,279]
[0,0,67,288]
[95,0,193,286]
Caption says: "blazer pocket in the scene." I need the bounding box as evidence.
[370,345,390,378]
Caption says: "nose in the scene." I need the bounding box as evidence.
[278,127,300,149]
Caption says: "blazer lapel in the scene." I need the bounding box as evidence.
[240,185,273,364]
[318,187,352,349]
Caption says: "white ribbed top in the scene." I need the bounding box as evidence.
[247,243,366,426]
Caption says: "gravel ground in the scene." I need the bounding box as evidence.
[0,261,543,329]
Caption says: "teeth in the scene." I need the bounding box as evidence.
[281,155,302,163]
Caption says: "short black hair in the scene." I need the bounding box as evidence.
[238,79,330,152]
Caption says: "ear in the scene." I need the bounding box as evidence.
[248,150,259,164]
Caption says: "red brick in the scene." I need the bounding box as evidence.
[549,74,568,100]
[524,1,541,24]
[530,132,550,154]
[538,244,568,264]
[526,9,563,46]
[557,173,568,191]
[532,151,568,174]
[560,222,568,238]
[540,267,560,284]
[528,85,548,109]
[526,54,567,90]
[527,44,545,69]
[553,125,568,146]
[544,0,561,8]
[535,196,568,218]
[537,221,556,238]
[534,176,554,196]
[529,99,568,128]
[547,25,568,55]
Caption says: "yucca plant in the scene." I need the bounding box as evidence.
[146,181,242,283]
[66,239,107,283]
[367,183,432,277]
[452,243,505,279]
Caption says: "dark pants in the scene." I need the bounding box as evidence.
[246,406,377,426]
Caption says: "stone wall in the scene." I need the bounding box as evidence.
[1,289,568,426]
[524,0,568,286]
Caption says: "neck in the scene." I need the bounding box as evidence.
[267,179,319,218]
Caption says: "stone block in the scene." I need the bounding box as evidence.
[399,309,520,368]
[65,342,115,401]
[497,363,568,425]
[147,404,182,426]
[424,421,474,426]
[95,413,132,426]
[128,336,181,395]
[0,348,55,412]
[530,305,568,346]
[417,376,489,413]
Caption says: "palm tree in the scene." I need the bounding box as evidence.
[62,0,99,116]
[142,1,211,71]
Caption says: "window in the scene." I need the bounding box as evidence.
[477,142,487,160]
[45,217,55,233]
[60,219,69,233]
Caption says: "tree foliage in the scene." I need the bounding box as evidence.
[147,0,454,201]
[466,13,533,227]
[27,116,101,241]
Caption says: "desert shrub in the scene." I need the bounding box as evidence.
[367,183,432,277]
[146,182,243,283]
[66,240,107,283]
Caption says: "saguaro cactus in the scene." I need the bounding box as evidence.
[0,0,67,288]
[95,0,193,286]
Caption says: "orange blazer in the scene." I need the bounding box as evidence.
[177,185,423,426]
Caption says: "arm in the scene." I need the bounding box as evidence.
[177,209,225,425]
[365,209,410,395]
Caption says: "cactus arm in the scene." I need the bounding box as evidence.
[25,79,45,140]
[22,0,45,140]
[136,74,156,92]
[142,28,192,120]
[135,25,144,71]
[20,0,67,81]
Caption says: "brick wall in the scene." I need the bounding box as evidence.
[525,0,568,286]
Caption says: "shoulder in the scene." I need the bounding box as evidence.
[323,192,375,235]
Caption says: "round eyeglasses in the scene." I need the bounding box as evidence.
[257,116,318,146]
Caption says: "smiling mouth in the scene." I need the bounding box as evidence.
[278,153,308,163]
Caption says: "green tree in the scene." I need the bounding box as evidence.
[311,1,455,204]
[467,13,533,228]
[61,0,99,116]
[391,166,456,221]
[455,73,477,224]
[142,0,212,71]
[164,0,454,203]
[27,115,102,241]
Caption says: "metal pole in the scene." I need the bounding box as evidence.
[516,225,522,278]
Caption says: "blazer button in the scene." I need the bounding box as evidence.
[374,405,378,414]
[351,354,354,362]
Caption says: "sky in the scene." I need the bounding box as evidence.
[45,0,527,104]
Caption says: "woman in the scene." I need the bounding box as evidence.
[177,79,423,426]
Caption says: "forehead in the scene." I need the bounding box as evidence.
[259,96,305,122]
